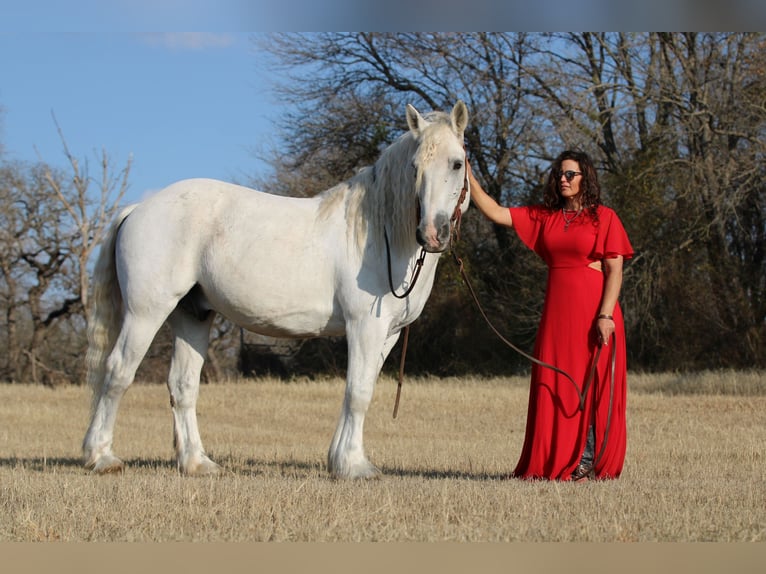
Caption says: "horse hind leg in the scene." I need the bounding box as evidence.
[166,306,220,476]
[82,313,165,474]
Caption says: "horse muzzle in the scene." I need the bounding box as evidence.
[416,212,451,253]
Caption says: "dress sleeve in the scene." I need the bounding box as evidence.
[592,207,635,260]
[510,206,547,257]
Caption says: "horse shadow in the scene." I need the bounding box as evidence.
[0,456,176,472]
[380,466,508,481]
[0,455,506,481]
[232,456,506,481]
[0,456,84,471]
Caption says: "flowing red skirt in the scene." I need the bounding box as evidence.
[512,265,628,480]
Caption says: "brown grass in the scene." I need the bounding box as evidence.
[1,371,765,542]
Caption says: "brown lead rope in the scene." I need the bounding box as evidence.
[384,230,427,300]
[392,325,410,419]
[451,251,579,390]
[386,160,617,469]
[390,164,469,419]
[576,332,617,477]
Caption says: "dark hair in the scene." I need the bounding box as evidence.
[542,150,601,219]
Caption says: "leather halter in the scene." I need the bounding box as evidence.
[384,157,469,300]
[389,159,469,417]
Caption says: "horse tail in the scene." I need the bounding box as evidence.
[85,204,137,412]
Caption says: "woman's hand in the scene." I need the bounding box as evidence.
[597,315,615,346]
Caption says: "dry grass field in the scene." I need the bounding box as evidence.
[1,371,765,544]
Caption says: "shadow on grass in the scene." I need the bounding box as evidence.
[379,465,508,481]
[0,454,507,481]
[228,455,504,481]
[0,456,84,471]
[227,456,321,478]
[0,456,176,472]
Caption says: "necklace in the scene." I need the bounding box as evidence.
[562,208,582,231]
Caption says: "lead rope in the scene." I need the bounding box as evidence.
[451,251,580,389]
[391,159,469,418]
[385,230,425,419]
[392,324,410,418]
[573,333,617,479]
[384,230,427,300]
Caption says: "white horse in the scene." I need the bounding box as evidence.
[82,100,470,478]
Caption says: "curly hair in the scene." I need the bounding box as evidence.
[542,150,601,220]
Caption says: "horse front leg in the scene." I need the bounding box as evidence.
[327,324,400,479]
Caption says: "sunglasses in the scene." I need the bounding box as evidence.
[559,170,582,182]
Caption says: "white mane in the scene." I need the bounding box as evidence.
[319,110,457,255]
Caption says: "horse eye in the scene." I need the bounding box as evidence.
[452,160,463,171]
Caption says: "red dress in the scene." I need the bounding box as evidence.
[509,205,634,480]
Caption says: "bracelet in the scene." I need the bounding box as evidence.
[598,314,614,321]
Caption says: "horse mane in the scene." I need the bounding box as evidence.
[318,109,455,256]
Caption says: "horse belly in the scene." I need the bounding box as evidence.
[219,295,344,339]
[200,248,345,338]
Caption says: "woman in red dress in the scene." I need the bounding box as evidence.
[467,150,634,481]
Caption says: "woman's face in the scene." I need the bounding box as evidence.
[559,159,583,205]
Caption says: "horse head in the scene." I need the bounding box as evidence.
[406,100,469,253]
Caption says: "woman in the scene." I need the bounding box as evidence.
[467,150,634,481]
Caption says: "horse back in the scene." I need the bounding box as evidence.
[115,179,353,337]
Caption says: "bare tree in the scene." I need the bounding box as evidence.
[259,32,766,371]
[650,33,766,365]
[0,163,29,381]
[0,119,131,383]
[0,162,79,382]
[41,116,131,323]
[258,33,556,373]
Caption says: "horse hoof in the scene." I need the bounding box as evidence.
[330,460,381,480]
[181,456,222,476]
[354,464,382,480]
[87,454,125,475]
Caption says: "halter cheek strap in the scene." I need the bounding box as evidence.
[450,164,469,244]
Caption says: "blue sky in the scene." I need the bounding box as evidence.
[0,31,281,204]
[3,2,765,207]
[1,0,495,208]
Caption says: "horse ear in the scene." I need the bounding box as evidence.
[451,100,469,135]
[406,103,426,136]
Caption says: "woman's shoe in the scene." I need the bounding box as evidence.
[571,464,595,482]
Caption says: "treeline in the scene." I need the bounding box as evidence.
[255,32,766,374]
[1,33,764,384]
